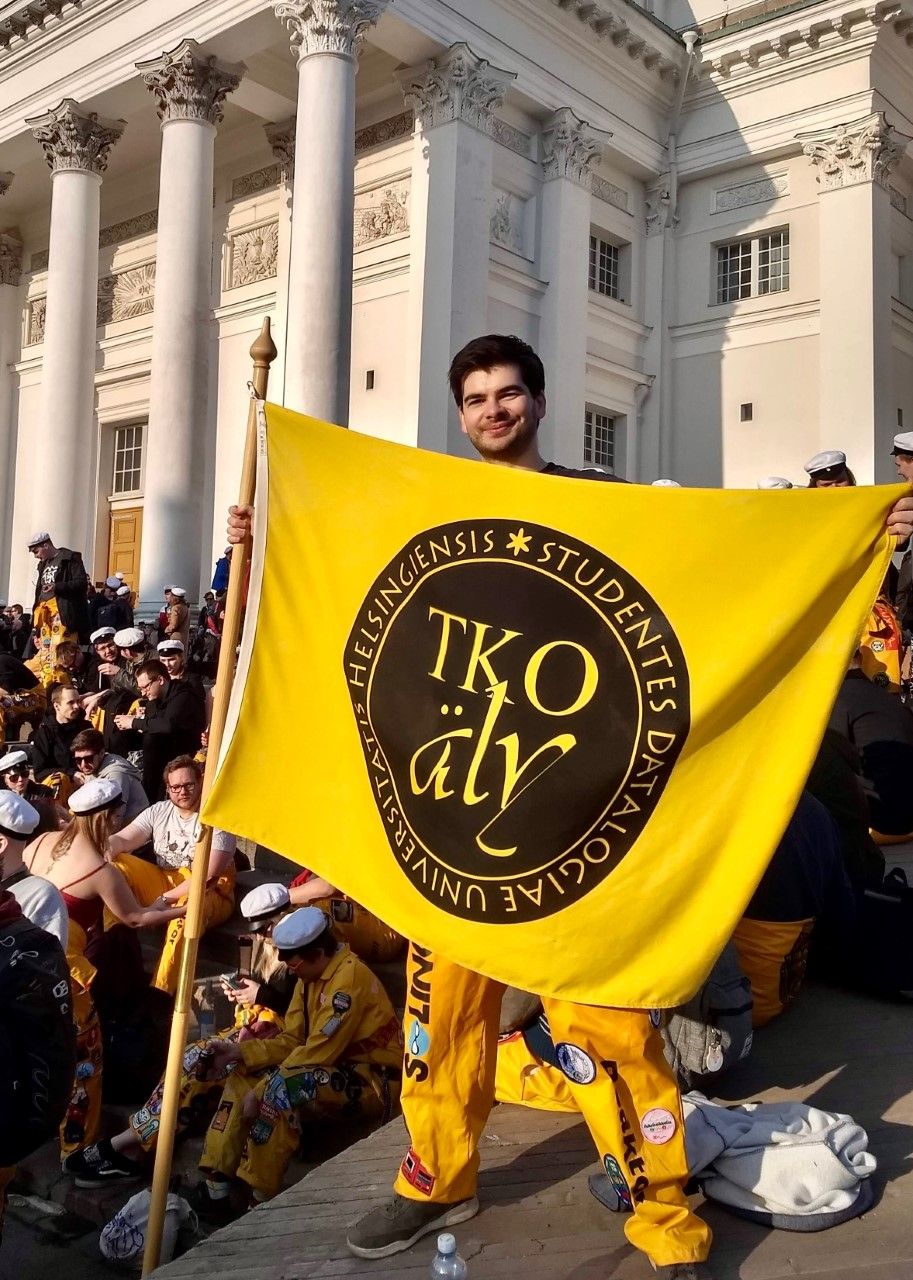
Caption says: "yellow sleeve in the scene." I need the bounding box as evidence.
[238,982,304,1071]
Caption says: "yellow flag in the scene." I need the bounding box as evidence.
[204,403,897,1007]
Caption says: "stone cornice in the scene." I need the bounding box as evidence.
[547,0,681,82]
[697,0,909,81]
[0,0,82,53]
[271,0,389,61]
[137,38,244,126]
[27,97,124,174]
[798,110,910,189]
[540,108,610,185]
[398,41,516,134]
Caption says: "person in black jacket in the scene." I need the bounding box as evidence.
[828,655,913,836]
[0,886,75,1235]
[30,686,91,790]
[0,652,45,743]
[27,532,90,646]
[88,577,132,635]
[114,659,204,802]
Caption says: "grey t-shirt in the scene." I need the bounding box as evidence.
[7,873,68,947]
[123,801,235,870]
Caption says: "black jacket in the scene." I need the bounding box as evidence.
[0,890,75,1165]
[133,678,205,801]
[0,654,40,694]
[30,710,92,782]
[88,595,132,635]
[32,548,90,643]
[827,669,913,836]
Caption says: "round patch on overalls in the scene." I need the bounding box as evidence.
[555,1042,597,1085]
[640,1107,677,1145]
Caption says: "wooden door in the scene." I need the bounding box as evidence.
[108,506,143,589]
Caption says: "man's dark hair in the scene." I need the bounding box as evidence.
[448,334,546,409]
[71,728,104,754]
[136,658,168,683]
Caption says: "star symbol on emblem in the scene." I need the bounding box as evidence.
[506,527,532,557]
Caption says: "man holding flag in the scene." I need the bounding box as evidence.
[224,334,913,1280]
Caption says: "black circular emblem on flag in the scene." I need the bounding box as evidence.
[344,520,690,924]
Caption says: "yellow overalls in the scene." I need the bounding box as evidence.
[60,922,103,1159]
[394,946,711,1268]
[108,853,235,993]
[201,944,402,1201]
[731,916,815,1027]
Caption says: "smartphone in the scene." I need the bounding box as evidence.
[220,972,246,991]
[237,934,253,979]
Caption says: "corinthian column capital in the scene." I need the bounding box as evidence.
[0,233,22,287]
[265,117,296,180]
[398,41,516,134]
[798,111,911,191]
[540,108,610,186]
[137,38,244,126]
[27,99,125,175]
[271,0,389,61]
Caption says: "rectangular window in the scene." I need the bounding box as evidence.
[112,423,144,496]
[716,229,789,303]
[589,234,619,300]
[584,408,615,472]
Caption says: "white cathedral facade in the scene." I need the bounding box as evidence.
[0,0,911,614]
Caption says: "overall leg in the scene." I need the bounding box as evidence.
[494,1033,579,1113]
[394,946,504,1204]
[60,980,103,1159]
[152,872,235,994]
[543,999,711,1267]
[105,856,172,932]
[128,1036,239,1154]
[199,1070,258,1181]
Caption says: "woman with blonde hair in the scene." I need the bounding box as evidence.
[24,777,185,1162]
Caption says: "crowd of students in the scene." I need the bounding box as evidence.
[3,337,913,1280]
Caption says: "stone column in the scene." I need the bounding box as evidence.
[135,39,243,615]
[800,112,908,483]
[272,1,389,424]
[27,100,124,553]
[400,42,516,456]
[538,109,607,466]
[0,194,22,591]
[265,116,296,404]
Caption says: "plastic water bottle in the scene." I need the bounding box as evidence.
[430,1232,468,1278]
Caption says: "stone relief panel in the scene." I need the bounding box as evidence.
[25,295,46,346]
[489,189,531,258]
[31,208,158,273]
[591,175,630,213]
[231,165,281,200]
[713,174,789,213]
[355,111,413,153]
[490,118,531,158]
[228,220,280,287]
[97,263,156,325]
[354,178,409,249]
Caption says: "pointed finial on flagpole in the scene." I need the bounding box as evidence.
[250,316,278,400]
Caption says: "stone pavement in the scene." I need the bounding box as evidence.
[152,974,913,1280]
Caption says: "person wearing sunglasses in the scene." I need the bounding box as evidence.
[69,728,148,825]
[0,749,64,835]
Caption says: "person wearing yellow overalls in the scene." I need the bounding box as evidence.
[189,908,402,1220]
[288,867,404,962]
[732,791,855,1027]
[105,755,235,993]
[64,883,298,1186]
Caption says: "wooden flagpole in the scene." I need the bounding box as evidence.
[142,317,277,1274]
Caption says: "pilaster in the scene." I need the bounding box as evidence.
[402,42,516,455]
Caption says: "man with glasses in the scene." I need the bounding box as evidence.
[113,658,204,803]
[69,728,148,824]
[106,755,236,993]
